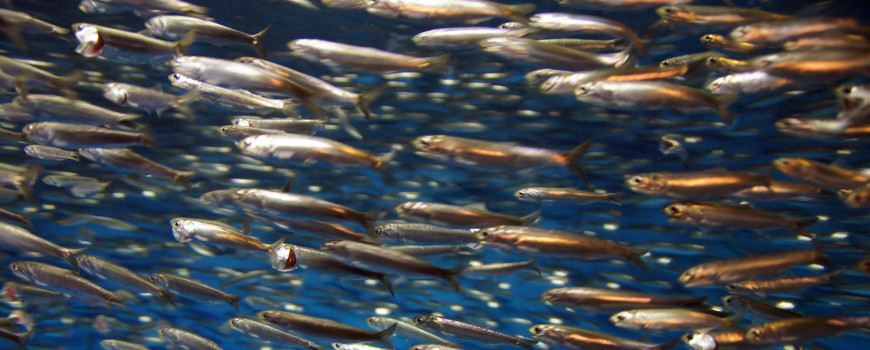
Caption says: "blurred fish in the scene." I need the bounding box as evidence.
[148,273,241,310]
[479,37,634,71]
[395,202,540,227]
[288,39,449,74]
[745,316,870,345]
[24,145,79,162]
[79,0,209,18]
[626,169,771,200]
[76,254,176,305]
[414,315,537,350]
[574,81,736,123]
[229,318,323,350]
[365,0,535,24]
[725,269,844,296]
[721,295,803,321]
[10,261,127,306]
[100,339,151,350]
[530,323,681,349]
[367,316,459,347]
[169,73,299,116]
[23,122,155,149]
[146,15,270,57]
[102,82,198,119]
[0,221,84,269]
[159,327,224,350]
[541,286,706,311]
[610,308,739,331]
[662,202,816,237]
[773,157,870,191]
[78,148,195,190]
[514,187,623,205]
[412,26,532,49]
[259,310,397,348]
[679,245,829,287]
[0,8,69,51]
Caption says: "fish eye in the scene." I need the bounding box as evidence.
[841,86,854,95]
[685,333,694,341]
[665,205,681,214]
[663,7,677,14]
[10,263,18,271]
[532,325,544,334]
[173,221,181,227]
[750,328,762,337]
[575,86,588,94]
[723,296,734,304]
[702,34,714,42]
[614,314,626,322]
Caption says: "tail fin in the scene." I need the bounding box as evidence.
[140,131,156,149]
[422,54,450,74]
[520,209,541,226]
[376,322,397,349]
[354,86,386,120]
[251,25,271,59]
[174,170,196,191]
[64,247,87,272]
[55,70,85,99]
[656,336,684,350]
[561,140,592,185]
[157,289,176,306]
[174,89,200,122]
[14,162,40,201]
[606,192,624,205]
[443,266,463,292]
[716,92,738,124]
[377,274,395,298]
[626,247,650,273]
[227,294,242,311]
[504,3,536,23]
[173,30,197,56]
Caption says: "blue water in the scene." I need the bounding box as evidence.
[1,0,870,349]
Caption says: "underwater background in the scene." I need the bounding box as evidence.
[1,0,870,349]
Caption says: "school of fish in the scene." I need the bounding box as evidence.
[0,0,868,349]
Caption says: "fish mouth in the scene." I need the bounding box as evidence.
[74,25,104,57]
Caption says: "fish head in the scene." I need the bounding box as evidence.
[658,136,683,155]
[102,83,127,105]
[8,262,34,282]
[412,316,440,330]
[394,201,423,218]
[721,295,745,311]
[656,6,691,22]
[678,266,708,287]
[144,16,168,36]
[365,0,400,19]
[745,325,770,343]
[609,311,637,328]
[75,255,99,273]
[21,123,44,144]
[78,0,115,14]
[682,331,717,350]
[168,72,197,89]
[169,218,194,242]
[170,56,207,81]
[372,224,401,241]
[199,189,239,208]
[227,318,248,332]
[835,84,869,113]
[845,188,870,208]
[235,136,260,155]
[729,25,760,44]
[528,324,558,338]
[73,24,104,57]
[625,174,665,195]
[411,135,449,153]
[513,188,543,202]
[772,157,810,178]
[148,273,168,288]
[158,328,180,342]
[286,39,321,61]
[573,82,610,103]
[662,203,692,221]
[269,243,298,272]
[700,34,723,46]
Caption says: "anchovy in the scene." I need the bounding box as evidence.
[0,221,85,269]
[24,145,79,161]
[679,245,829,287]
[514,187,623,204]
[79,148,195,190]
[259,310,397,348]
[76,254,175,305]
[10,261,126,305]
[145,15,269,57]
[367,317,460,347]
[288,39,450,73]
[395,201,540,227]
[229,318,323,350]
[148,273,241,310]
[365,0,536,24]
[531,324,681,349]
[372,223,479,245]
[541,286,706,311]
[23,122,155,149]
[414,315,537,350]
[159,328,224,350]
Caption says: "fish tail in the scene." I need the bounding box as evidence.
[173,30,197,56]
[626,247,650,272]
[174,89,200,122]
[174,171,196,191]
[227,294,242,311]
[140,131,156,149]
[63,248,86,272]
[376,322,397,349]
[14,162,40,201]
[520,209,541,226]
[0,26,28,52]
[375,149,398,185]
[642,18,666,40]
[561,140,592,185]
[504,3,536,23]
[716,92,738,124]
[69,151,80,162]
[280,99,300,117]
[607,192,624,205]
[158,289,176,306]
[251,25,271,59]
[811,243,835,269]
[57,70,85,98]
[444,266,463,292]
[355,85,387,120]
[422,54,450,74]
[377,274,395,298]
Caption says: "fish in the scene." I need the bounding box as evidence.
[168,72,299,116]
[412,26,533,48]
[267,242,395,295]
[720,295,803,321]
[730,16,870,45]
[610,308,739,331]
[413,315,538,350]
[773,157,870,191]
[413,135,592,184]
[148,273,241,310]
[231,188,374,230]
[462,258,539,278]
[72,23,196,59]
[395,202,540,227]
[78,148,195,190]
[656,5,789,30]
[530,324,681,349]
[23,145,80,162]
[99,339,151,350]
[23,122,155,149]
[540,64,689,96]
[678,245,829,287]
[79,0,210,18]
[745,316,870,345]
[145,15,270,57]
[0,221,85,269]
[477,225,648,271]
[574,81,736,123]
[9,261,127,306]
[259,310,397,348]
[840,183,870,208]
[159,328,224,350]
[367,316,460,347]
[528,12,646,53]
[365,0,536,24]
[101,82,198,119]
[76,254,175,305]
[0,162,40,201]
[699,34,761,55]
[557,0,694,11]
[372,223,478,245]
[724,269,844,296]
[662,202,816,237]
[514,187,623,205]
[229,318,323,350]
[478,37,634,71]
[13,93,142,125]
[169,217,282,253]
[288,39,449,74]
[626,169,772,200]
[0,55,84,96]
[320,239,462,291]
[541,286,706,311]
[682,330,763,350]
[236,134,394,175]
[0,8,69,51]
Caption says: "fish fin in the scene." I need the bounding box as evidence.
[174,170,196,191]
[607,192,624,205]
[158,289,176,306]
[376,322,397,349]
[281,179,294,193]
[811,243,835,269]
[280,99,299,117]
[377,274,395,298]
[251,24,271,59]
[140,131,156,149]
[173,30,197,56]
[716,92,738,124]
[355,85,387,120]
[241,221,251,235]
[504,3,536,23]
[520,209,541,226]
[516,336,538,350]
[725,310,745,327]
[626,247,650,272]
[268,237,285,251]
[332,106,363,140]
[444,266,463,292]
[422,54,450,74]
[14,162,40,201]
[562,140,592,186]
[56,70,85,100]
[64,247,87,272]
[173,89,200,122]
[527,257,542,276]
[227,294,242,311]
[68,151,80,162]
